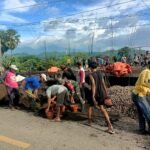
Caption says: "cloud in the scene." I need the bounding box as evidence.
[0,25,7,30]
[0,0,37,23]
[113,16,139,28]
[0,13,27,23]
[11,0,150,54]
[3,0,36,13]
[65,28,77,39]
[46,6,60,16]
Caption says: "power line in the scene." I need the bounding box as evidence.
[2,11,149,28]
[0,0,137,27]
[18,23,150,32]
[0,2,48,12]
[141,0,150,9]
[0,0,65,12]
[53,0,137,18]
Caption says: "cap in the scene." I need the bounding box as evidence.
[10,64,18,71]
[41,73,47,81]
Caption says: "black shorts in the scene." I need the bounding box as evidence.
[86,96,104,106]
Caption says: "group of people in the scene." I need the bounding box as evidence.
[2,64,47,109]
[1,59,150,135]
[133,52,150,67]
[59,62,114,133]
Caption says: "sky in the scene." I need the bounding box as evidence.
[1,0,150,55]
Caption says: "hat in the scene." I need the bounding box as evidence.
[10,64,18,71]
[41,73,47,81]
[16,75,25,82]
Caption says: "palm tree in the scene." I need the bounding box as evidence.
[0,29,20,55]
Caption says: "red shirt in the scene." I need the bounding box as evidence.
[4,71,18,88]
[79,67,85,84]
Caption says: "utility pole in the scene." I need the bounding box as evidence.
[44,39,47,61]
[0,39,2,66]
[68,38,71,56]
[110,18,114,51]
[91,32,95,55]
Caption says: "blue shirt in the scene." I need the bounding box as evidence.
[25,76,41,90]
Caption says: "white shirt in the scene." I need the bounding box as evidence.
[46,85,67,98]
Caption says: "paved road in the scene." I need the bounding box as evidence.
[0,108,149,150]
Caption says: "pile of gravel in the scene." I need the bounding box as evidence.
[108,86,137,119]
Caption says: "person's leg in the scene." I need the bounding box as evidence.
[75,86,85,112]
[76,87,85,104]
[88,106,93,125]
[138,97,150,121]
[55,106,61,121]
[55,91,67,121]
[7,87,14,108]
[99,105,113,132]
[80,83,85,100]
[64,91,70,105]
[132,93,146,131]
[13,88,20,107]
[137,96,150,133]
[136,104,146,131]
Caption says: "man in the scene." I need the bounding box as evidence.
[45,85,69,121]
[85,62,114,134]
[60,65,76,81]
[20,73,47,98]
[132,61,150,135]
[4,64,19,109]
[65,79,85,112]
[76,62,85,100]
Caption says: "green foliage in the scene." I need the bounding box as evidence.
[0,29,20,55]
[2,55,75,72]
[74,52,89,59]
[117,47,132,58]
[2,46,139,72]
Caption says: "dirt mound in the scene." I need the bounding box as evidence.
[0,84,7,101]
[108,86,137,118]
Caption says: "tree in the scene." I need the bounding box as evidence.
[117,47,132,59]
[0,29,20,55]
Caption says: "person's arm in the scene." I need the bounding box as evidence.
[33,89,38,98]
[147,89,150,97]
[89,75,97,106]
[45,97,52,113]
[102,78,109,97]
[45,96,56,113]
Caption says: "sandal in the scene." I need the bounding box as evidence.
[105,129,115,134]
[53,118,61,122]
[106,129,115,134]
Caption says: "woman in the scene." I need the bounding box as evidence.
[85,61,114,134]
[4,64,19,109]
